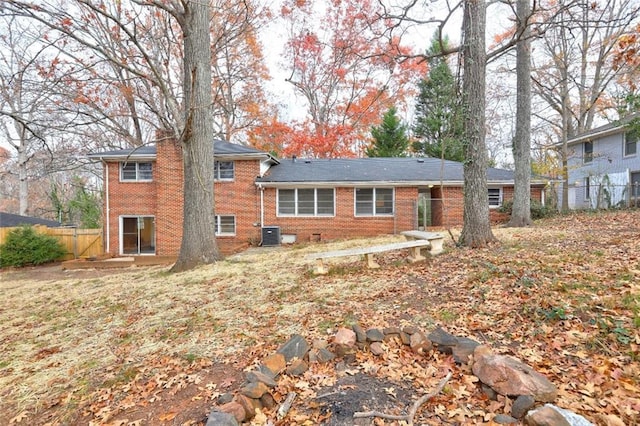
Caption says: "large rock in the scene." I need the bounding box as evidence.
[525,404,595,426]
[206,410,240,426]
[276,334,309,362]
[428,326,458,353]
[472,346,557,402]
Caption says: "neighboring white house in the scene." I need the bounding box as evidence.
[566,113,640,209]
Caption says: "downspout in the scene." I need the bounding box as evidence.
[104,160,110,254]
[258,183,264,227]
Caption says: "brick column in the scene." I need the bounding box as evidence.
[155,136,184,256]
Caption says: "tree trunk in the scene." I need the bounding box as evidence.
[172,0,221,272]
[507,0,532,227]
[459,0,496,247]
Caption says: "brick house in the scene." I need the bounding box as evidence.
[89,139,547,256]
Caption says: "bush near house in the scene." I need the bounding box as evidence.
[499,199,555,220]
[0,226,66,268]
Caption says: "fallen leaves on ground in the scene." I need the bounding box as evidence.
[0,210,638,425]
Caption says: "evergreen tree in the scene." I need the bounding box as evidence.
[366,106,409,157]
[413,35,464,162]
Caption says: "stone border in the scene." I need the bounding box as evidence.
[206,325,593,426]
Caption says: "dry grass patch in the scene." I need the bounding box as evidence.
[1,211,639,425]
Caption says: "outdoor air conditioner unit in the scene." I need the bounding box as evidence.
[261,226,281,246]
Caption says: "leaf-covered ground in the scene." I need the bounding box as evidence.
[0,210,638,425]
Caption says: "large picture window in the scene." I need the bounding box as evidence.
[215,215,235,235]
[355,188,393,216]
[277,188,335,216]
[214,161,234,180]
[120,162,153,181]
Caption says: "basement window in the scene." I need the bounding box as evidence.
[215,215,235,236]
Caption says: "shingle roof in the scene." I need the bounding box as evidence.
[256,157,518,185]
[0,212,61,228]
[567,112,640,145]
[88,140,269,159]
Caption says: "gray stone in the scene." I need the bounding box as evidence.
[366,328,385,342]
[316,347,335,363]
[452,337,480,364]
[524,405,571,426]
[472,346,557,402]
[428,327,458,353]
[286,358,309,376]
[482,383,498,400]
[245,370,277,388]
[400,331,411,345]
[402,325,419,335]
[494,414,519,424]
[352,324,367,342]
[370,342,385,356]
[382,327,402,336]
[531,404,595,426]
[206,410,239,426]
[277,334,310,362]
[216,392,234,405]
[511,395,536,419]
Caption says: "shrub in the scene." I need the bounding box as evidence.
[499,199,555,220]
[0,226,66,268]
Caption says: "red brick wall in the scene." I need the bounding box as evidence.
[261,187,418,242]
[155,141,183,256]
[105,161,157,255]
[214,159,263,252]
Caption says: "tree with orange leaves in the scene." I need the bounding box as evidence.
[279,0,425,158]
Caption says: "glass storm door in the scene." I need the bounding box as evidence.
[121,216,155,254]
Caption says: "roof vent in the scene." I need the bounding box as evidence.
[305,160,311,163]
[417,159,425,163]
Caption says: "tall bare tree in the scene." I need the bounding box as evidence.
[4,0,222,270]
[532,0,640,211]
[507,0,533,227]
[458,0,497,246]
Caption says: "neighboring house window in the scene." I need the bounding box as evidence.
[355,188,394,216]
[215,215,235,235]
[120,162,153,181]
[624,132,637,157]
[214,161,234,180]
[631,172,640,198]
[585,177,590,200]
[583,141,593,163]
[277,188,335,216]
[488,188,502,207]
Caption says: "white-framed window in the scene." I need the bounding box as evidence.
[120,162,153,181]
[215,215,235,235]
[624,131,637,157]
[585,177,591,200]
[583,141,593,164]
[488,188,502,208]
[277,188,335,216]
[355,188,394,216]
[214,161,234,180]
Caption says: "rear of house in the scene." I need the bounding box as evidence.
[90,138,547,257]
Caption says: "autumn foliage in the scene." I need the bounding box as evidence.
[272,0,426,158]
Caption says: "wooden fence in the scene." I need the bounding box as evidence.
[0,225,103,260]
